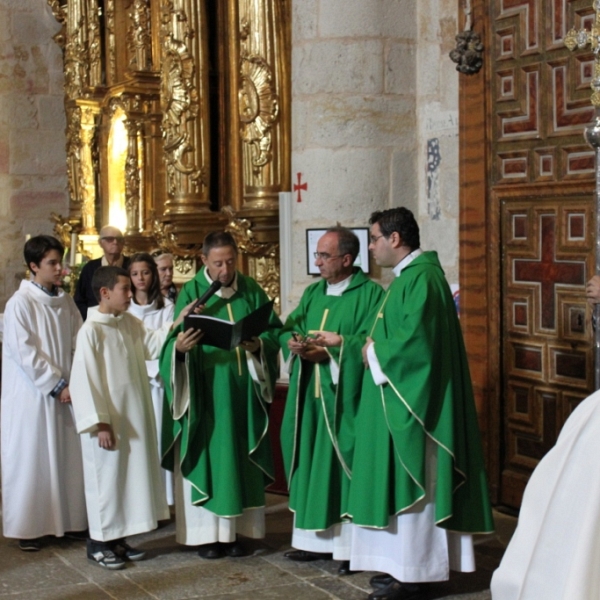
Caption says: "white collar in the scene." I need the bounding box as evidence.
[326,273,352,296]
[393,248,423,277]
[203,268,238,300]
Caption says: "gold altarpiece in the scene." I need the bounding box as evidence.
[47,0,290,304]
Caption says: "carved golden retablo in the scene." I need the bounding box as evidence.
[48,0,290,306]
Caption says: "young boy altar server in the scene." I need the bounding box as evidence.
[70,266,198,569]
[1,235,87,551]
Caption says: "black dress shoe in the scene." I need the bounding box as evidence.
[368,578,424,600]
[198,542,224,559]
[284,549,331,561]
[370,573,396,589]
[222,541,248,557]
[337,560,359,576]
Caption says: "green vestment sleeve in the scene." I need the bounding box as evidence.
[349,252,494,534]
[159,270,282,516]
[279,270,385,529]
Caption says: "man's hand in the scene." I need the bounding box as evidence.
[97,423,115,450]
[58,386,71,404]
[587,275,600,305]
[311,331,342,347]
[175,328,204,353]
[301,346,329,363]
[361,336,374,368]
[287,338,307,355]
[239,336,260,353]
[172,301,204,330]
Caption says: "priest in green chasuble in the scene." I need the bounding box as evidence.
[315,208,494,600]
[159,231,282,559]
[280,227,384,575]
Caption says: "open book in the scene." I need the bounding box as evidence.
[183,299,275,351]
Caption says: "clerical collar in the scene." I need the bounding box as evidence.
[393,248,423,277]
[326,273,352,296]
[31,280,58,297]
[203,268,238,300]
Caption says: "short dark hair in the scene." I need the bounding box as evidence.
[92,266,130,302]
[202,231,238,256]
[325,226,360,261]
[129,252,164,309]
[369,208,420,250]
[24,235,64,268]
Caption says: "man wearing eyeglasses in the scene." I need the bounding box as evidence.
[74,226,130,320]
[279,226,384,576]
[315,208,493,600]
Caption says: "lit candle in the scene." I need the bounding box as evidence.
[70,232,78,266]
[25,234,31,242]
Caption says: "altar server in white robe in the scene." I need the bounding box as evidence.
[1,235,86,551]
[70,266,195,570]
[128,252,175,504]
[491,388,600,600]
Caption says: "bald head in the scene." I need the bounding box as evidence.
[99,225,125,262]
[99,225,124,239]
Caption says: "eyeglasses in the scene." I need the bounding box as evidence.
[369,234,385,244]
[313,252,343,261]
[100,236,125,243]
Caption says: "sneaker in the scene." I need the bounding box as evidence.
[19,539,41,552]
[112,540,146,561]
[88,549,126,570]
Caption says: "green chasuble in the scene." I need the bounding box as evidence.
[159,269,282,517]
[280,268,384,530]
[348,252,494,534]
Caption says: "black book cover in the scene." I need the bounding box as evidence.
[183,299,275,351]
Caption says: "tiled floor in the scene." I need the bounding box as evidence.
[0,496,516,599]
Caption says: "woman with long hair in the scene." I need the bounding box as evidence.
[128,252,175,505]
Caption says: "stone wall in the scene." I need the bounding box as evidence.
[287,0,460,308]
[0,1,67,310]
[417,0,460,285]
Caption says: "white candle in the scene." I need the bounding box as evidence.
[70,232,77,266]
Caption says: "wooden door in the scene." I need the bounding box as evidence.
[460,0,596,509]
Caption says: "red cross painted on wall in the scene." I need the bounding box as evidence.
[513,215,585,330]
[293,172,307,202]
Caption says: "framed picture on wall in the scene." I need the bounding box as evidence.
[306,228,370,275]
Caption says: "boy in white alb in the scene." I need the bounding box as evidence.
[1,235,87,551]
[70,266,197,569]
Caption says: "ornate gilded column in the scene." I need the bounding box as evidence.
[78,100,101,235]
[237,0,290,211]
[159,0,211,216]
[124,117,142,234]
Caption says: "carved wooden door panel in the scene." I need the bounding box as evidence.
[490,0,596,508]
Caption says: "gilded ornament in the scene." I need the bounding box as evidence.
[222,205,278,258]
[161,23,205,190]
[128,0,152,71]
[152,219,204,258]
[566,18,600,107]
[239,55,279,172]
[50,213,74,249]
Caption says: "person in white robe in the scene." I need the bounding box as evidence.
[70,266,194,569]
[491,388,600,600]
[128,253,175,505]
[1,235,86,551]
